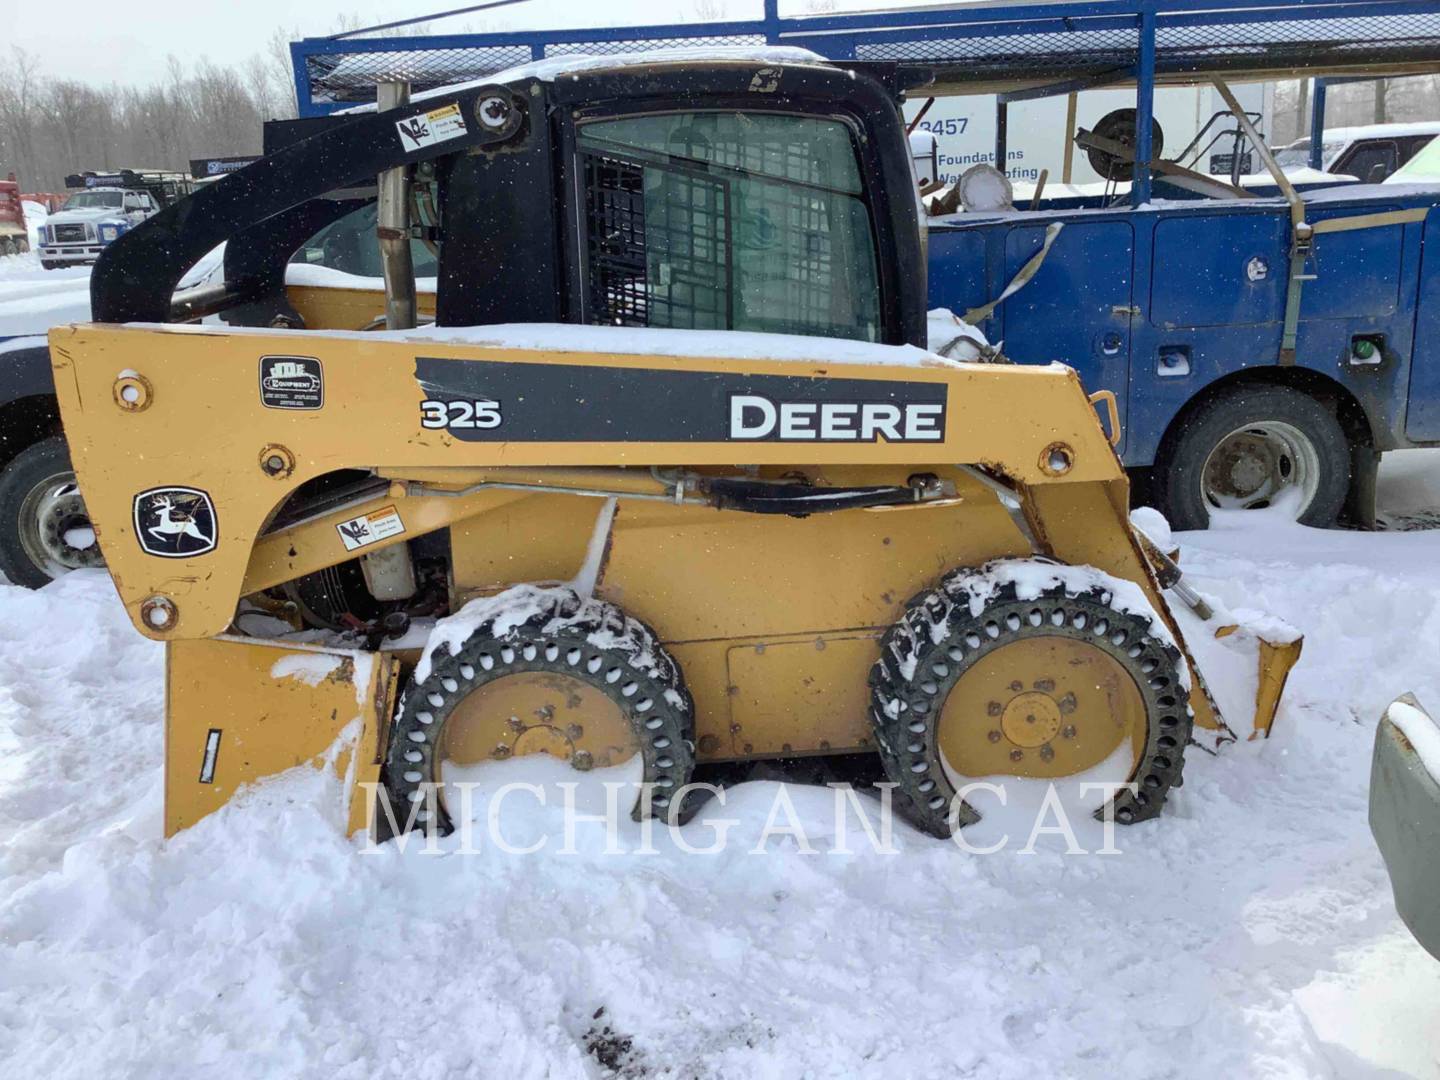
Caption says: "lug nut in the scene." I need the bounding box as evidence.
[1039,745,1055,762]
[1009,749,1024,762]
[1061,724,1078,739]
[987,729,1002,743]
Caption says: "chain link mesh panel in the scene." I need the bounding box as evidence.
[301,9,1440,107]
[855,12,1440,80]
[305,35,765,104]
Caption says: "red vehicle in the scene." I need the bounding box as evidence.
[0,173,30,256]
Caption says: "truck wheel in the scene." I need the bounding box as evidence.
[40,260,58,271]
[1155,386,1350,531]
[870,560,1191,837]
[382,587,696,837]
[0,238,13,257]
[0,437,105,588]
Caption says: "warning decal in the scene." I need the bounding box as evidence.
[395,102,468,152]
[336,506,406,552]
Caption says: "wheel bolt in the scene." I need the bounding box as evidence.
[987,729,1002,743]
[1061,724,1077,739]
[1009,749,1024,762]
[1039,745,1055,762]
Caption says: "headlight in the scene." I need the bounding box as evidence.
[99,222,123,242]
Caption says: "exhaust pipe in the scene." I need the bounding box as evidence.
[377,80,417,331]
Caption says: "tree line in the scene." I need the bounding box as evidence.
[0,34,298,191]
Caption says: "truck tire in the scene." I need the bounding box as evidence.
[1154,385,1350,531]
[40,260,58,271]
[0,437,104,588]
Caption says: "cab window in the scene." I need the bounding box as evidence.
[576,111,882,342]
[292,201,438,279]
[1337,140,1400,182]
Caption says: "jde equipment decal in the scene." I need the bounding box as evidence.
[259,356,323,410]
[133,487,218,558]
[395,102,468,152]
[413,358,948,443]
[336,506,406,552]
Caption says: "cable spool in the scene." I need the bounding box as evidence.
[1085,108,1166,182]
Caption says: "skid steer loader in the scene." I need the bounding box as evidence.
[48,55,1300,842]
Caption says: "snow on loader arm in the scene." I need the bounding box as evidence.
[1371,696,1440,961]
[44,55,1302,843]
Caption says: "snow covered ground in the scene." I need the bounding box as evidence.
[2,471,1440,1078]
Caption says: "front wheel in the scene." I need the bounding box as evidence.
[0,437,105,588]
[1154,385,1351,531]
[870,561,1192,837]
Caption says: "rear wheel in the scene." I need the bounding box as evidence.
[382,588,696,836]
[1155,385,1350,530]
[0,437,104,588]
[870,561,1192,837]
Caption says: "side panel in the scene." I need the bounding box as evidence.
[999,220,1136,451]
[1149,213,1286,328]
[1407,213,1440,441]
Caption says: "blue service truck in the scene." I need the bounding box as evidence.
[927,179,1440,529]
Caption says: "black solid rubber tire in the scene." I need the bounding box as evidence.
[41,260,58,270]
[0,436,84,589]
[869,561,1193,838]
[382,588,696,837]
[1154,385,1351,531]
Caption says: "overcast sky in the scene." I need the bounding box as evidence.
[27,1,966,87]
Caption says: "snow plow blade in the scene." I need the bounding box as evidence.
[165,637,402,837]
[1370,695,1440,961]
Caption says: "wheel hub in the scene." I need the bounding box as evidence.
[1000,690,1063,748]
[19,473,104,574]
[440,670,639,772]
[1201,421,1318,513]
[938,636,1147,780]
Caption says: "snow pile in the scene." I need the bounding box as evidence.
[5,474,1440,1075]
[22,200,47,248]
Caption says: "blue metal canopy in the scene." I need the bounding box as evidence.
[291,1,1440,115]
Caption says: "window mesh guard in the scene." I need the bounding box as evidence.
[582,150,870,339]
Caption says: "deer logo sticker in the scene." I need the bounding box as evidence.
[133,487,218,558]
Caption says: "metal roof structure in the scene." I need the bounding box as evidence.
[291,1,1440,115]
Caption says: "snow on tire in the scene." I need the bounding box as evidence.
[382,587,696,836]
[869,559,1194,838]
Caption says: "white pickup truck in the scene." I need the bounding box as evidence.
[37,186,159,269]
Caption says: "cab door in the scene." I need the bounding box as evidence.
[998,220,1136,451]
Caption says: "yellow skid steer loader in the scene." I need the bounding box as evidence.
[48,56,1299,841]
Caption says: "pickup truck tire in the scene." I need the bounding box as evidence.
[0,437,104,588]
[1155,386,1350,531]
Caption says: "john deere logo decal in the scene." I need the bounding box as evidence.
[259,355,323,410]
[133,487,217,558]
